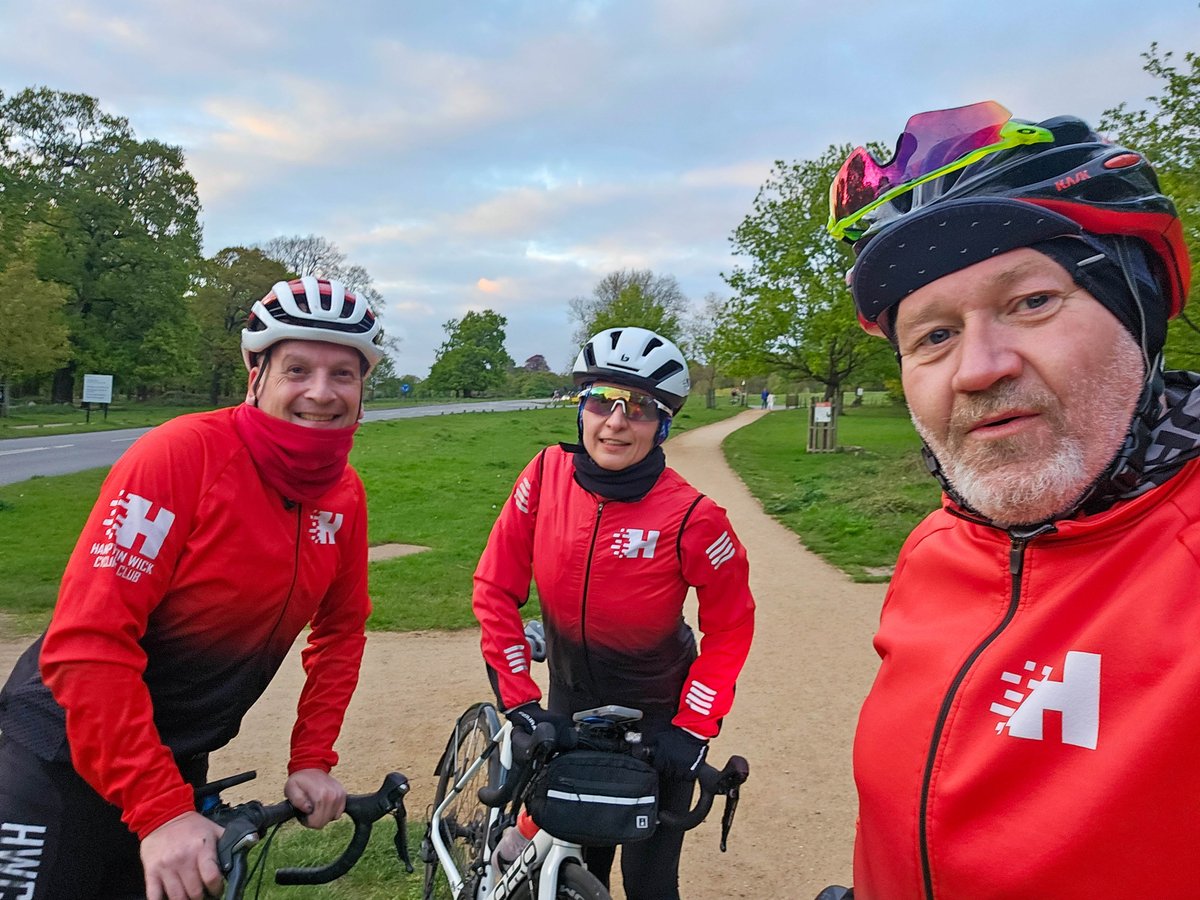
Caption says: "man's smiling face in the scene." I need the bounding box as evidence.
[247,340,364,429]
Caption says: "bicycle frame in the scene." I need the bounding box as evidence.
[428,720,588,900]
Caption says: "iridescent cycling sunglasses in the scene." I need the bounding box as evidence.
[827,100,1055,242]
[580,385,671,423]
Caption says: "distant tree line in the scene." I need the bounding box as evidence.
[0,87,389,415]
[4,40,1188,415]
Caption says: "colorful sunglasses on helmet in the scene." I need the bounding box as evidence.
[827,101,1055,242]
[580,385,671,422]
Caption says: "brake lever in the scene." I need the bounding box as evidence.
[719,785,740,852]
[393,805,414,873]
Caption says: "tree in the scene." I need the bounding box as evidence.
[366,335,405,399]
[681,292,726,401]
[1,87,203,401]
[0,256,70,415]
[426,310,513,397]
[259,235,385,313]
[1101,43,1200,369]
[522,354,551,372]
[715,146,893,411]
[568,269,689,345]
[191,247,291,403]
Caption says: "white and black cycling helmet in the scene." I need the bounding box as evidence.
[241,277,384,372]
[572,326,691,413]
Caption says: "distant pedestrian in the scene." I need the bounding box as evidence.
[760,388,769,409]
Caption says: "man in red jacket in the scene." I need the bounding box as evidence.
[817,102,1196,899]
[473,326,755,900]
[0,277,383,900]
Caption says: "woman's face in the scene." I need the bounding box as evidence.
[579,382,664,470]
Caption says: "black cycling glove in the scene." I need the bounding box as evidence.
[506,702,574,745]
[653,727,709,782]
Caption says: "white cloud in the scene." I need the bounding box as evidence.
[2,0,1196,379]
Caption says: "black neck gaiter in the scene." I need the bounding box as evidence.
[560,442,666,501]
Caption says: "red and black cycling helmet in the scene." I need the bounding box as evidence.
[828,101,1190,338]
[242,276,383,372]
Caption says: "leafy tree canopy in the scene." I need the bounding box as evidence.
[1,86,203,399]
[426,309,513,397]
[1101,43,1200,369]
[259,234,386,314]
[715,145,892,402]
[568,269,689,345]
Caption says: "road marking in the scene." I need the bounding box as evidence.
[111,437,139,444]
[0,443,74,456]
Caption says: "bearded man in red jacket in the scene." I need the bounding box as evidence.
[817,102,1196,899]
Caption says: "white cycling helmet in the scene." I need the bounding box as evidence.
[241,277,383,371]
[572,326,691,412]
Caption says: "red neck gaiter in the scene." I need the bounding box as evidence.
[233,404,358,503]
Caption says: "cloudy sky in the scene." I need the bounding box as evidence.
[1,0,1193,376]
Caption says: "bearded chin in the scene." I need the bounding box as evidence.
[937,438,1090,527]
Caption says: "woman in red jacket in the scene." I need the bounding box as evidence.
[473,326,755,900]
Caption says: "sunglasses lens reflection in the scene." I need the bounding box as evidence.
[830,101,1013,230]
[584,388,661,422]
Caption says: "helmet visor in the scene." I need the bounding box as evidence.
[580,385,670,423]
[828,101,1054,241]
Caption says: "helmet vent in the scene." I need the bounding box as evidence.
[647,361,684,382]
[608,330,623,350]
[643,337,663,354]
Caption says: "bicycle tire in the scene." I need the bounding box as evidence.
[530,860,611,900]
[423,702,504,900]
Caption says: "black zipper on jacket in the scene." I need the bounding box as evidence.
[263,503,303,654]
[918,522,1055,899]
[578,501,605,685]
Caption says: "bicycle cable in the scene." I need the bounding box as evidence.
[247,822,283,899]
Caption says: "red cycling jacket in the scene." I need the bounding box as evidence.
[0,407,370,839]
[852,457,1200,898]
[473,445,754,738]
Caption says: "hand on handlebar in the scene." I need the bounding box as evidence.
[652,727,709,782]
[285,769,347,829]
[141,810,225,900]
[506,702,574,746]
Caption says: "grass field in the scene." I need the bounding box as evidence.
[0,396,484,439]
[723,405,941,581]
[228,818,425,899]
[0,401,743,637]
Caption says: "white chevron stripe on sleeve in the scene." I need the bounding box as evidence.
[504,643,528,674]
[685,680,718,715]
[705,531,736,570]
[514,477,532,514]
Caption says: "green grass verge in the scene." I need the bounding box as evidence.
[0,402,744,637]
[230,817,425,899]
[0,397,516,439]
[722,406,943,582]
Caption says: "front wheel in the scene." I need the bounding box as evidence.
[531,860,611,900]
[422,702,503,900]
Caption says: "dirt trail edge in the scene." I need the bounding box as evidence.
[0,409,886,897]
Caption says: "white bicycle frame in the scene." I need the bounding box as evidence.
[429,720,591,900]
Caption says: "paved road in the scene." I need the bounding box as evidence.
[0,399,554,485]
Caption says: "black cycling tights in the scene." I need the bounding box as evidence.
[582,775,695,900]
[0,735,145,900]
